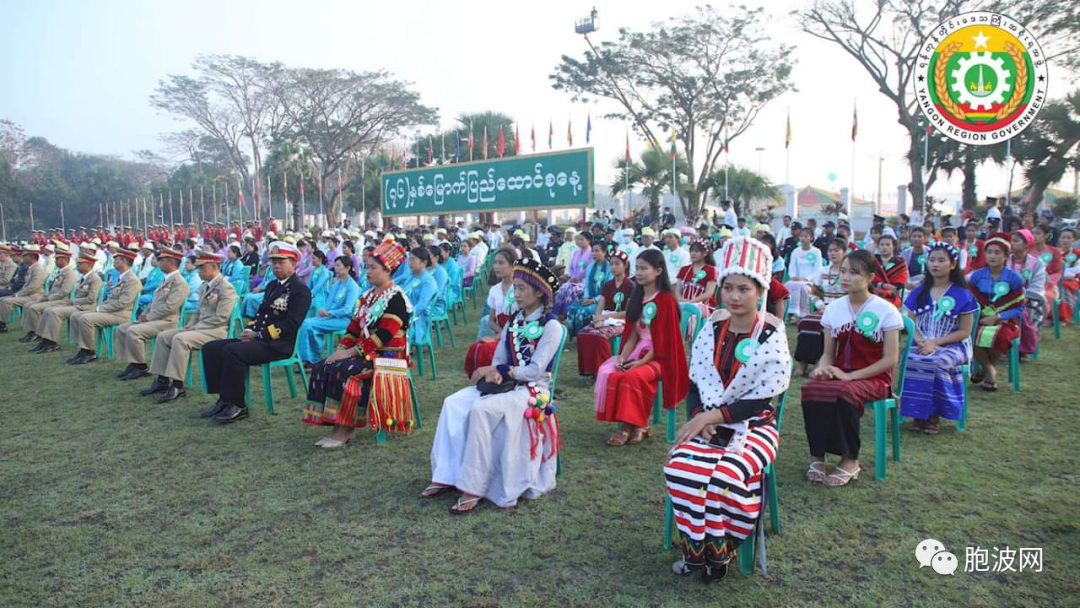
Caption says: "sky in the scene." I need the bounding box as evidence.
[1,0,1076,214]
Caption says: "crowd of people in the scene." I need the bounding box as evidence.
[1,196,1076,583]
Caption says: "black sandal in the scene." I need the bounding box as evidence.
[981,381,998,392]
[970,369,986,385]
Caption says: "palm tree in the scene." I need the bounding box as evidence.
[708,166,780,218]
[610,148,689,221]
[1020,89,1080,210]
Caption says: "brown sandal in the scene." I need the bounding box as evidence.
[606,429,631,447]
[420,484,452,498]
[449,495,483,514]
[626,427,653,445]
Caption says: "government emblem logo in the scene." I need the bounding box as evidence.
[913,12,1048,145]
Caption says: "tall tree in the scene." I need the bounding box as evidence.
[707,166,781,218]
[1017,89,1080,209]
[552,5,794,218]
[609,147,689,220]
[273,67,437,222]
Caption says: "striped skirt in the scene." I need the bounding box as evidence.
[899,344,968,420]
[665,424,779,567]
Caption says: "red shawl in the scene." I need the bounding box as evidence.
[872,255,908,308]
[620,290,688,410]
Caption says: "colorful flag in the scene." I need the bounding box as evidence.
[455,131,461,161]
[785,111,792,149]
[586,112,592,143]
[468,123,474,160]
[669,127,678,159]
[567,118,573,147]
[482,126,488,160]
[625,129,631,163]
[427,136,433,164]
[514,123,520,155]
[852,103,858,141]
[531,123,536,152]
[548,119,553,150]
[724,122,730,154]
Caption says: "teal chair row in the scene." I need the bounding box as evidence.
[94,305,140,359]
[409,323,439,379]
[241,336,309,415]
[863,314,916,481]
[650,303,705,442]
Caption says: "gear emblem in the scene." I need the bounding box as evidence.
[950,52,1011,111]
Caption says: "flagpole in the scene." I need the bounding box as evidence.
[60,201,65,232]
[283,171,289,231]
[224,182,230,230]
[237,178,244,228]
[300,166,307,232]
[923,123,930,214]
[200,185,205,227]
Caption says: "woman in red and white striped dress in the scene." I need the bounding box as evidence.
[664,237,791,582]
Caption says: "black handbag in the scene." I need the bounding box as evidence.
[476,378,517,395]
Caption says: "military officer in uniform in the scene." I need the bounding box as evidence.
[0,244,46,332]
[31,247,103,354]
[68,246,142,365]
[115,246,189,380]
[200,242,311,424]
[141,251,237,403]
[18,242,79,343]
[0,244,17,291]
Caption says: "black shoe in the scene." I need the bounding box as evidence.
[18,332,36,343]
[199,399,228,419]
[700,563,728,583]
[213,404,249,424]
[72,350,97,365]
[30,340,51,353]
[140,377,170,396]
[0,323,8,333]
[66,352,84,364]
[117,364,136,379]
[158,386,187,403]
[122,367,151,381]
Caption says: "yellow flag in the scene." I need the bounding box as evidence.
[785,112,792,149]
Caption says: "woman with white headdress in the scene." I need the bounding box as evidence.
[664,237,792,583]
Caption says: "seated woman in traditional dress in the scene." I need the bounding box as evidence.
[303,241,412,448]
[576,250,633,377]
[553,232,593,318]
[465,248,517,378]
[871,234,908,309]
[899,242,978,433]
[565,241,611,337]
[297,256,361,365]
[423,258,564,513]
[794,238,847,376]
[401,247,439,348]
[1058,228,1079,322]
[664,236,791,582]
[784,229,823,322]
[457,239,477,289]
[1031,223,1062,326]
[1008,229,1047,360]
[222,244,247,293]
[801,250,903,487]
[594,249,688,446]
[676,240,718,316]
[968,233,1026,391]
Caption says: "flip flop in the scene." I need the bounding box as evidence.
[981,382,999,392]
[970,369,986,385]
[419,484,452,498]
[449,496,483,514]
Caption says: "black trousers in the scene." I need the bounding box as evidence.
[202,338,290,406]
[802,399,861,459]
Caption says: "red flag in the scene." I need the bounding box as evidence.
[427,136,434,164]
[851,104,858,142]
[498,125,505,158]
[531,124,536,152]
[567,118,573,147]
[468,124,474,159]
[514,123,520,155]
[482,126,488,160]
[625,129,631,163]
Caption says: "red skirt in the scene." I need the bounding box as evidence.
[576,324,622,376]
[974,320,1020,355]
[596,361,661,428]
[801,374,891,416]
[464,339,499,379]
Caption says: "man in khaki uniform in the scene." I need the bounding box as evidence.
[31,248,103,354]
[18,243,79,343]
[68,246,142,365]
[141,251,237,402]
[0,245,47,333]
[115,246,189,381]
[0,245,16,290]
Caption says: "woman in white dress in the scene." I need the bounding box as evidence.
[784,230,824,320]
[423,258,564,513]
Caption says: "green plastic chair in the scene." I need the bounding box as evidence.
[864,314,915,481]
[243,337,309,415]
[68,283,107,345]
[1052,297,1062,340]
[409,323,438,379]
[448,273,469,326]
[955,308,981,432]
[651,303,704,442]
[429,310,455,349]
[540,323,567,477]
[95,305,139,359]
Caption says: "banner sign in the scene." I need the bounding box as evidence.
[381,148,594,216]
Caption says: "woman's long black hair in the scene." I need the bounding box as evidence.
[915,246,967,309]
[625,248,675,324]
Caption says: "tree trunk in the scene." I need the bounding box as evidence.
[962,153,977,211]
[682,189,699,221]
[907,134,926,215]
[249,136,263,224]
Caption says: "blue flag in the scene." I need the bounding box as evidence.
[455,132,461,161]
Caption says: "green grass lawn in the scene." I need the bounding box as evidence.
[2,302,1078,607]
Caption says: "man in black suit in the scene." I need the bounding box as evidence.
[199,242,312,424]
